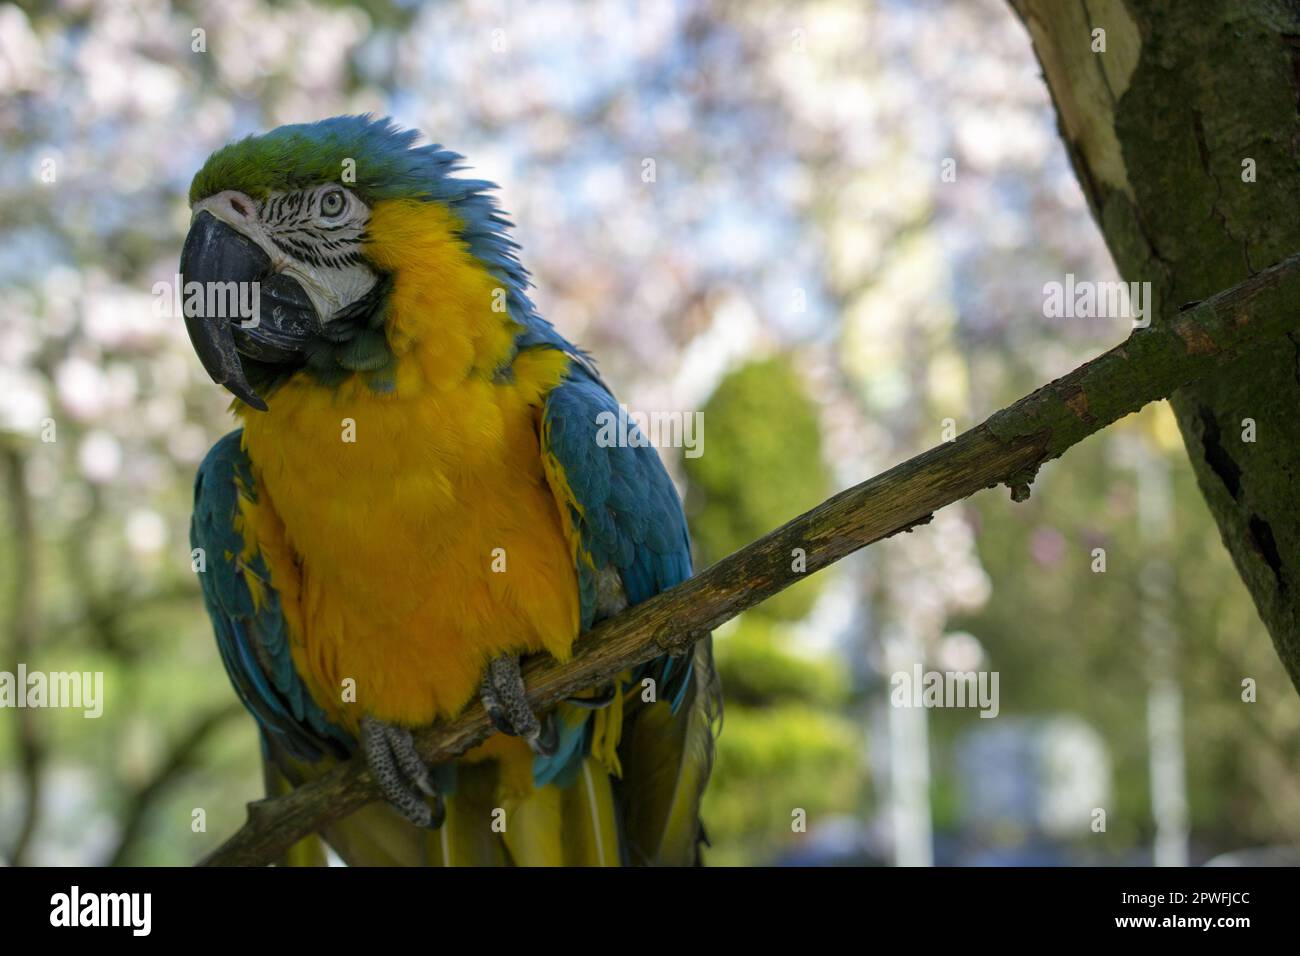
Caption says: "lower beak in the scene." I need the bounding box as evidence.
[179,211,319,411]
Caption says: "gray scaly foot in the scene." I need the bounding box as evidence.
[360,715,445,829]
[479,654,558,757]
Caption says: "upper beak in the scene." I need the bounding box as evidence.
[179,210,320,411]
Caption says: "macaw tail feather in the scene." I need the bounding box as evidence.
[264,735,626,866]
[618,638,721,866]
[261,747,329,866]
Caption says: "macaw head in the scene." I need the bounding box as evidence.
[180,115,533,410]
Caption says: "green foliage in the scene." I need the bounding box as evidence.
[712,617,850,708]
[684,357,830,620]
[948,401,1300,854]
[700,618,870,865]
[702,702,865,866]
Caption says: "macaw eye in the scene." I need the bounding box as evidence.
[320,189,346,218]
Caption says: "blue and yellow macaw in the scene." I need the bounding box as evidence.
[181,116,719,866]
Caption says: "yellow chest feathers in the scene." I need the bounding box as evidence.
[235,199,580,729]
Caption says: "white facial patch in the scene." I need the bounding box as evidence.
[192,186,378,324]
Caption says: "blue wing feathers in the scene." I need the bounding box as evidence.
[537,354,697,721]
[192,431,350,761]
[539,363,694,618]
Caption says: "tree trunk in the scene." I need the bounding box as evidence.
[1011,0,1300,690]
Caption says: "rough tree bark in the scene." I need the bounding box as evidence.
[1011,0,1300,690]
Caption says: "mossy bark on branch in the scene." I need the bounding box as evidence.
[1011,0,1300,689]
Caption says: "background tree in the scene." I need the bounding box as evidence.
[1010,0,1300,689]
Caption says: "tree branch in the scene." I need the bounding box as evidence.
[200,252,1300,866]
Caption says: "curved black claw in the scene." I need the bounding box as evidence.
[479,655,557,757]
[360,716,445,830]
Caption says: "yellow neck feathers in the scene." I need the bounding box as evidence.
[365,197,520,394]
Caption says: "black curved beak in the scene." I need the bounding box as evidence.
[179,211,319,411]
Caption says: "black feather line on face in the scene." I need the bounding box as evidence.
[240,269,394,396]
[254,188,378,337]
[327,271,394,332]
